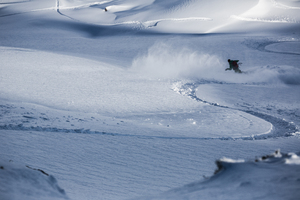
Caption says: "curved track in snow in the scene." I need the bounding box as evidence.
[243,39,300,56]
[174,81,299,140]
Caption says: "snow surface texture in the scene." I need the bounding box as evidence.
[0,161,67,200]
[137,150,300,200]
[0,0,300,199]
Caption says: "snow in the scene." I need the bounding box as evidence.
[0,0,300,199]
[138,150,300,200]
[0,160,67,200]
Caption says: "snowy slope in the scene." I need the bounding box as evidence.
[0,0,300,199]
[0,160,67,200]
[137,151,300,200]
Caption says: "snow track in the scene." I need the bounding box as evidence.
[0,103,274,141]
[174,81,299,139]
[0,124,263,140]
[1,0,300,199]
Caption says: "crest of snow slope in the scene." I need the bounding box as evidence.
[0,160,67,200]
[2,0,299,33]
[55,0,300,33]
[55,0,214,28]
[137,150,300,200]
[55,0,258,32]
[212,0,300,33]
[231,0,300,23]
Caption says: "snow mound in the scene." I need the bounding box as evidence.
[138,150,300,200]
[0,160,67,200]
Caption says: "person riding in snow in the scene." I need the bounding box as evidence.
[226,59,242,73]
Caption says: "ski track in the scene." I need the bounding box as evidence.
[175,81,299,140]
[0,103,268,141]
[262,42,300,55]
[0,124,247,141]
[1,79,298,141]
[243,39,300,56]
[0,0,299,141]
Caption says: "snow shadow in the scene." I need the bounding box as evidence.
[43,20,136,37]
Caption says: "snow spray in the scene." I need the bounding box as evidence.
[132,42,300,85]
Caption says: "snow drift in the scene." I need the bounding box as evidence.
[0,160,67,200]
[138,150,300,200]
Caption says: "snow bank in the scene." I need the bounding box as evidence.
[138,150,300,200]
[0,160,67,200]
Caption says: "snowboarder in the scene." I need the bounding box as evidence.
[226,59,242,73]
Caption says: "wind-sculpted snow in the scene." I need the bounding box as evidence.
[137,150,300,200]
[2,0,298,33]
[230,15,299,23]
[270,0,300,10]
[230,0,300,24]
[0,160,67,200]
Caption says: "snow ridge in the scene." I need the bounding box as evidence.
[230,15,299,23]
[271,0,300,9]
[138,150,300,200]
[0,160,67,200]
